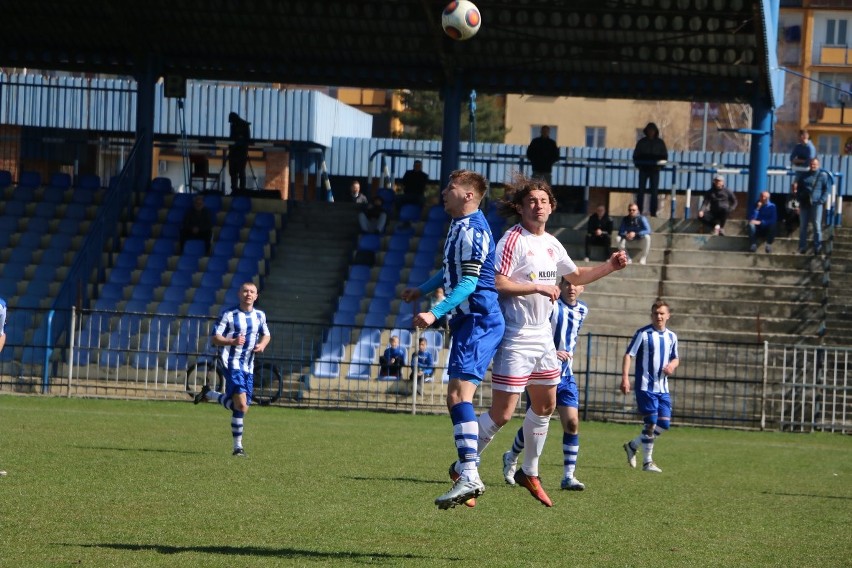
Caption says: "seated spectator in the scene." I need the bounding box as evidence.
[180,195,213,254]
[398,160,429,210]
[378,335,406,380]
[350,180,368,207]
[698,174,737,236]
[428,287,449,330]
[617,203,652,265]
[782,194,800,238]
[359,196,387,234]
[409,337,435,394]
[748,191,777,254]
[584,204,613,262]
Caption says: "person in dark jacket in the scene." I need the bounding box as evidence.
[584,205,613,261]
[526,126,560,185]
[632,122,668,217]
[180,195,213,254]
[747,191,777,253]
[698,174,738,236]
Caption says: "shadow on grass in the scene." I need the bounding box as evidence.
[71,542,451,561]
[344,475,448,486]
[72,445,204,455]
[762,490,852,501]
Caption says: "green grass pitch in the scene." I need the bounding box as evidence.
[0,395,850,567]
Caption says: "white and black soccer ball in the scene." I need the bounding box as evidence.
[442,1,481,41]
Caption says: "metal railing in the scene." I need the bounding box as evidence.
[3,310,849,433]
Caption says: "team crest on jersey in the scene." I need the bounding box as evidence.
[526,250,535,256]
[547,248,555,259]
[528,271,537,281]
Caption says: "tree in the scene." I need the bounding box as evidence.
[393,90,508,143]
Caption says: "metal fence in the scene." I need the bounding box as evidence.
[1,310,849,433]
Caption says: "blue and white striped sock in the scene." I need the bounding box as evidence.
[231,411,244,449]
[563,433,579,478]
[450,402,479,480]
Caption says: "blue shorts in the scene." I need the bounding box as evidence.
[555,374,579,409]
[446,310,505,385]
[635,390,671,419]
[223,368,254,405]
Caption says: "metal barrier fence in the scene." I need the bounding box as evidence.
[1,310,849,433]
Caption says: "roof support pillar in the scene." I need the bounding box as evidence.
[134,55,159,191]
[747,99,773,217]
[439,76,463,187]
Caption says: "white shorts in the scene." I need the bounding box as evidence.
[490,324,560,393]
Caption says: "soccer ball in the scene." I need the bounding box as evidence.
[442,1,481,41]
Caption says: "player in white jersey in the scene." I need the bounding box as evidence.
[621,299,679,473]
[193,282,271,456]
[502,279,589,491]
[474,174,627,507]
[0,297,6,477]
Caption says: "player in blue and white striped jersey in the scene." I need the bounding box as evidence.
[621,299,679,473]
[194,282,271,457]
[402,169,505,510]
[502,279,590,491]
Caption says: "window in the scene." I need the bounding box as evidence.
[826,19,848,46]
[817,135,840,156]
[585,127,605,148]
[815,73,852,107]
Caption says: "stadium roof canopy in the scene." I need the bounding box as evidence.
[0,0,780,105]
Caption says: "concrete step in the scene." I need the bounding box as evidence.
[663,264,821,286]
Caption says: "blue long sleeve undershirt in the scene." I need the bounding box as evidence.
[418,270,478,319]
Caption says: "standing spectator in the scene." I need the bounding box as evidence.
[378,335,406,380]
[501,279,590,492]
[193,282,271,457]
[471,174,627,507]
[621,299,679,474]
[748,191,778,253]
[584,204,613,262]
[359,196,387,234]
[410,337,435,393]
[401,169,505,510]
[227,112,250,193]
[526,126,560,185]
[617,203,652,265]
[632,122,668,216]
[180,195,213,254]
[698,174,738,236]
[792,158,830,255]
[790,129,816,168]
[398,160,429,210]
[350,180,368,207]
[0,297,6,477]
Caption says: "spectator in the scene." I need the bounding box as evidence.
[748,191,777,254]
[379,335,406,380]
[227,112,250,193]
[584,204,613,262]
[790,129,816,168]
[398,160,429,210]
[428,287,449,329]
[617,203,652,265]
[698,174,738,236]
[782,194,800,238]
[632,122,668,216]
[359,195,387,234]
[526,126,560,185]
[350,180,368,207]
[180,195,213,254]
[410,337,435,393]
[792,158,830,255]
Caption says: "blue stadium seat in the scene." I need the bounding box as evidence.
[427,205,447,222]
[192,286,218,305]
[183,239,207,257]
[76,174,101,190]
[156,301,182,315]
[25,216,50,234]
[247,226,270,243]
[398,203,422,223]
[109,267,133,286]
[162,286,188,303]
[160,223,181,239]
[200,271,222,289]
[0,170,11,189]
[71,187,97,204]
[34,202,58,218]
[151,177,173,193]
[242,241,266,261]
[34,263,59,282]
[382,250,406,268]
[3,200,25,218]
[343,279,367,298]
[350,343,376,362]
[421,329,444,349]
[377,188,395,212]
[143,253,169,273]
[348,264,371,280]
[165,208,186,224]
[346,361,373,381]
[205,255,230,275]
[203,194,223,212]
[323,325,352,346]
[332,310,358,327]
[123,236,146,256]
[124,299,151,314]
[63,202,88,220]
[142,192,165,209]
[40,247,66,266]
[171,270,194,288]
[363,312,387,328]
[48,172,71,190]
[176,254,200,272]
[171,193,193,209]
[18,170,41,189]
[217,225,240,242]
[312,360,341,378]
[372,281,397,298]
[136,206,160,224]
[223,209,246,227]
[186,302,212,317]
[2,262,27,282]
[390,328,412,348]
[377,265,401,284]
[99,282,125,302]
[211,240,235,258]
[18,231,43,250]
[151,238,177,256]
[9,248,33,265]
[12,186,36,202]
[387,233,411,252]
[337,295,361,313]
[113,251,139,270]
[253,212,276,230]
[394,312,414,329]
[407,266,432,286]
[138,269,162,287]
[357,328,383,347]
[236,257,260,277]
[422,220,446,238]
[357,233,381,252]
[230,195,252,212]
[129,285,156,304]
[129,222,153,239]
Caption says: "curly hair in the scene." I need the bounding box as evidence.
[497,172,557,218]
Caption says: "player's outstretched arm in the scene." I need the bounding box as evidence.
[620,353,632,394]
